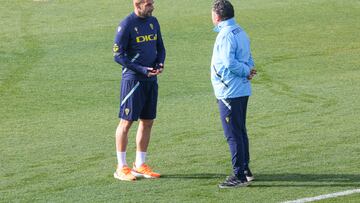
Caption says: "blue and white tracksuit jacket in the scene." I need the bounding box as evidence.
[211,18,254,99]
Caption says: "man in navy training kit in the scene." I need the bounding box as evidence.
[113,0,165,181]
[210,0,257,188]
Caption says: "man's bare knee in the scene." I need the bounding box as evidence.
[118,119,133,134]
[139,119,154,129]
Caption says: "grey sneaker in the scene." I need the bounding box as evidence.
[218,175,250,189]
[244,168,254,181]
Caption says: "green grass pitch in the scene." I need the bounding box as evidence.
[1,0,359,202]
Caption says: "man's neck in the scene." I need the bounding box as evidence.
[134,10,146,18]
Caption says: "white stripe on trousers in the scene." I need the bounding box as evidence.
[221,99,231,110]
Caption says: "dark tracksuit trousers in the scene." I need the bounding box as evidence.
[218,96,250,180]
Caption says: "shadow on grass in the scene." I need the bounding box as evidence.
[252,173,360,187]
[162,173,360,187]
[162,173,227,179]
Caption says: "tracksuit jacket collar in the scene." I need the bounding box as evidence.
[213,18,236,33]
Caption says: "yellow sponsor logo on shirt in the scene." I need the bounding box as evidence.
[136,34,157,43]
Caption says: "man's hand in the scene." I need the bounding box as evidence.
[147,67,160,77]
[247,68,257,80]
[157,63,164,73]
[147,63,165,77]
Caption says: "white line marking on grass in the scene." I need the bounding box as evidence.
[282,189,360,203]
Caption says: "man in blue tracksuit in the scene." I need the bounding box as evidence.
[112,0,165,181]
[210,0,257,188]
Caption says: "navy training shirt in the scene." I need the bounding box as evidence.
[113,12,166,81]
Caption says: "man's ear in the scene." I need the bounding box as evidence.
[213,12,220,23]
[215,14,221,23]
[134,2,140,10]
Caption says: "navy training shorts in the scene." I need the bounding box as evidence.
[119,80,158,121]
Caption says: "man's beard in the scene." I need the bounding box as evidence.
[139,10,152,17]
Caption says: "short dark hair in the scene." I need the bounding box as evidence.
[212,0,234,21]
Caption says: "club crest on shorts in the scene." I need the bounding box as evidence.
[225,117,230,123]
[125,108,130,115]
[113,44,119,52]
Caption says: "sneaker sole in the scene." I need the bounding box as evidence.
[113,172,136,181]
[131,170,160,179]
[218,181,251,189]
[246,176,254,182]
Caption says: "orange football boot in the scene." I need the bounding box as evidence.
[132,163,160,178]
[114,166,136,181]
